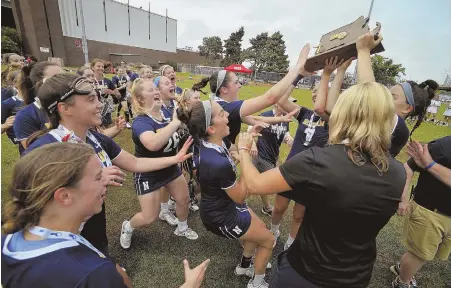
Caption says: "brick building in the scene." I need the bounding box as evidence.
[8,0,208,67]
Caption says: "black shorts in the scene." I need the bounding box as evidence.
[253,156,276,173]
[201,204,251,239]
[134,164,182,195]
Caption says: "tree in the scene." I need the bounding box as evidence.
[242,32,269,74]
[221,26,245,67]
[262,31,289,73]
[371,55,406,86]
[198,36,223,66]
[1,27,22,55]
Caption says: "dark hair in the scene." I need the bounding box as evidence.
[176,101,208,139]
[27,74,79,146]
[2,142,95,234]
[192,71,232,97]
[408,79,438,136]
[20,61,60,105]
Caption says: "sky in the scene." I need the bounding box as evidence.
[118,0,451,83]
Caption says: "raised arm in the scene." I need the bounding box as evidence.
[314,57,344,121]
[239,44,311,117]
[356,32,383,84]
[140,110,181,151]
[325,58,354,114]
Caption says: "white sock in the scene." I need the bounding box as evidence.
[125,221,134,232]
[286,235,295,246]
[270,224,279,233]
[178,220,188,232]
[160,203,169,213]
[253,274,265,285]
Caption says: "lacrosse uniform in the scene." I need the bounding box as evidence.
[2,95,24,153]
[175,86,183,95]
[95,78,116,127]
[132,113,181,194]
[13,101,50,154]
[24,126,122,255]
[198,140,251,239]
[1,230,126,288]
[254,110,290,171]
[161,99,176,120]
[111,74,130,102]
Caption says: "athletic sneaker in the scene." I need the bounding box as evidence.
[261,206,274,216]
[189,199,199,211]
[390,263,418,288]
[235,262,272,278]
[159,211,178,226]
[168,197,176,211]
[120,220,133,249]
[174,227,198,240]
[247,279,269,288]
[392,276,412,288]
[272,229,280,248]
[284,240,293,251]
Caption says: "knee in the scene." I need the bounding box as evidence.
[292,205,305,223]
[142,213,158,225]
[273,203,288,216]
[263,232,275,250]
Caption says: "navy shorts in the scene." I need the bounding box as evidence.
[134,164,182,195]
[269,250,320,288]
[201,204,251,239]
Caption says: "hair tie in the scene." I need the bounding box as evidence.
[400,82,415,112]
[154,76,162,87]
[215,70,227,94]
[201,100,212,132]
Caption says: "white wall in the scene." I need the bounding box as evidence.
[58,0,177,52]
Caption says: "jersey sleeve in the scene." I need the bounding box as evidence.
[279,148,315,202]
[213,158,237,190]
[91,130,122,160]
[225,100,244,121]
[1,98,13,123]
[105,79,116,90]
[131,117,156,138]
[111,76,119,88]
[79,262,127,288]
[13,108,39,141]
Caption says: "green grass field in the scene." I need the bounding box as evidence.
[1,73,450,287]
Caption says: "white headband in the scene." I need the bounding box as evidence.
[201,100,212,131]
[215,70,227,94]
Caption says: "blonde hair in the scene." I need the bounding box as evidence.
[2,143,95,234]
[328,82,394,173]
[160,65,172,76]
[139,66,152,75]
[176,88,196,109]
[130,78,154,116]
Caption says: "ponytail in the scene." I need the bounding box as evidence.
[409,79,439,137]
[192,77,211,94]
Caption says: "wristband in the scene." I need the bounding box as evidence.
[238,147,250,152]
[292,75,303,86]
[425,161,436,170]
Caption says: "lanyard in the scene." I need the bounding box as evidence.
[28,226,106,258]
[304,113,319,145]
[49,125,112,168]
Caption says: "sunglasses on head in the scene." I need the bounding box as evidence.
[47,76,95,113]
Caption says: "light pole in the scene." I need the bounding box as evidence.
[79,0,89,64]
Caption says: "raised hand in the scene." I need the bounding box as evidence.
[338,57,355,72]
[175,136,194,163]
[181,259,210,288]
[279,109,299,123]
[323,57,344,75]
[115,116,127,130]
[407,141,433,169]
[102,166,126,187]
[238,132,254,152]
[356,32,383,52]
[296,43,311,70]
[249,122,268,137]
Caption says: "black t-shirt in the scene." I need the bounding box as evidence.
[408,135,451,216]
[390,115,409,157]
[279,145,405,287]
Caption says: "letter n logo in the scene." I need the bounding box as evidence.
[232,226,242,235]
[143,181,149,191]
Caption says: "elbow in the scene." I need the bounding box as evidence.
[266,93,279,106]
[313,105,325,115]
[246,180,259,195]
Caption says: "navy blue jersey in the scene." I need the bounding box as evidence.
[256,110,289,165]
[95,78,116,99]
[389,115,409,157]
[1,87,14,102]
[132,114,180,158]
[2,95,24,144]
[25,129,122,166]
[198,140,241,226]
[1,233,126,288]
[287,107,329,160]
[212,96,244,144]
[175,86,183,95]
[161,99,176,119]
[13,102,49,144]
[129,72,139,82]
[111,75,130,98]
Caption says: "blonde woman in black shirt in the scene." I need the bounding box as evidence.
[237,78,405,287]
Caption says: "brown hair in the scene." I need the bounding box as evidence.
[27,74,79,146]
[2,142,95,234]
[19,61,61,105]
[193,71,232,97]
[176,101,209,139]
[407,79,439,137]
[76,66,93,76]
[90,58,104,68]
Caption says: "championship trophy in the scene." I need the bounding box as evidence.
[305,0,384,72]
